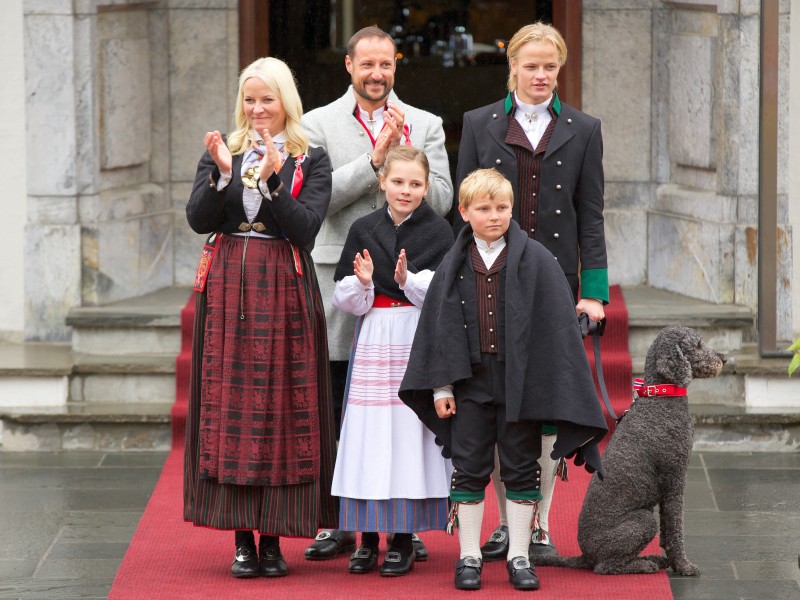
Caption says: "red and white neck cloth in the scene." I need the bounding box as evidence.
[633,378,688,398]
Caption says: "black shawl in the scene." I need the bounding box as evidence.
[334,201,454,301]
[398,219,608,476]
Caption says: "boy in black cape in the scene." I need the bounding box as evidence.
[398,168,608,592]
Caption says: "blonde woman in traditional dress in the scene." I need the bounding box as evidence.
[184,57,337,579]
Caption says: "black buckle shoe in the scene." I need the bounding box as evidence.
[480,525,509,562]
[304,529,357,561]
[455,556,482,590]
[348,545,379,574]
[528,529,557,557]
[230,543,259,578]
[507,556,540,590]
[411,533,429,562]
[380,548,415,577]
[259,545,288,577]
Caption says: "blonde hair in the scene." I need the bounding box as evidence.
[381,145,430,180]
[506,22,567,93]
[458,168,514,209]
[227,57,309,157]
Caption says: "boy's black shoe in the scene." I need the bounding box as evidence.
[480,525,509,561]
[305,529,356,560]
[454,556,482,590]
[348,545,379,574]
[230,543,260,578]
[379,548,415,577]
[411,533,429,562]
[507,556,540,590]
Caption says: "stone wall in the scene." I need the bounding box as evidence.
[0,0,27,341]
[22,0,237,341]
[584,0,793,341]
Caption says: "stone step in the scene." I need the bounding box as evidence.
[0,402,172,451]
[70,353,176,404]
[66,286,191,355]
[690,404,800,452]
[0,343,72,408]
[622,286,754,356]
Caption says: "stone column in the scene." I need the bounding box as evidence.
[0,0,27,341]
[169,0,239,285]
[583,0,653,288]
[23,0,83,341]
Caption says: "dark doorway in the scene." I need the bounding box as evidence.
[239,1,582,180]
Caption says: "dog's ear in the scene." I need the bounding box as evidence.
[655,343,693,387]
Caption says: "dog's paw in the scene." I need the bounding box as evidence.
[673,560,700,576]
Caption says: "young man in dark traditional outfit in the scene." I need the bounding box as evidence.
[399,169,608,591]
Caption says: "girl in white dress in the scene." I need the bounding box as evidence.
[330,146,454,576]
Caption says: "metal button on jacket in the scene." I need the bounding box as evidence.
[554,233,560,239]
[556,209,562,215]
[556,184,562,190]
[495,159,502,164]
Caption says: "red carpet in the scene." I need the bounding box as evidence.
[110,286,674,599]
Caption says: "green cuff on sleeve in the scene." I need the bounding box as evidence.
[580,268,609,304]
[542,423,557,435]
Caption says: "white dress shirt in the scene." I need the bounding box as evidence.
[514,91,552,151]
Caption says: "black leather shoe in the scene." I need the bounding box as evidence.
[528,529,557,557]
[259,545,288,577]
[454,556,482,590]
[348,545,379,574]
[230,543,259,578]
[507,556,540,590]
[380,547,415,577]
[480,525,509,562]
[411,533,429,562]
[304,529,357,561]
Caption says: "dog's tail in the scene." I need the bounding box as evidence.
[530,554,592,569]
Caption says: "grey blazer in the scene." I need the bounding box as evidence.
[303,86,453,360]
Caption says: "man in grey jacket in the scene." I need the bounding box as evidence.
[302,25,452,567]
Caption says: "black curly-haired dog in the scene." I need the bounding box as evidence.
[532,326,725,575]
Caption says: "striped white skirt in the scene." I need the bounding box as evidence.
[331,306,450,532]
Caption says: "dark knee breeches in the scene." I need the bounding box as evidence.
[449,354,542,502]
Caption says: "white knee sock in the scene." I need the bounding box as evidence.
[506,499,535,561]
[457,501,485,560]
[536,434,558,535]
[491,447,508,526]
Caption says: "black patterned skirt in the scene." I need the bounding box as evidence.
[183,235,338,536]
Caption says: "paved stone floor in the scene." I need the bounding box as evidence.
[0,451,798,599]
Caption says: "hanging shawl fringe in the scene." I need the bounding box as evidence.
[557,457,569,482]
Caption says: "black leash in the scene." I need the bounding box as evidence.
[579,313,618,422]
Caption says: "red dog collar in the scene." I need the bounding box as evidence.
[633,378,688,398]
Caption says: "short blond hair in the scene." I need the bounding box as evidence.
[459,168,514,209]
[507,22,567,93]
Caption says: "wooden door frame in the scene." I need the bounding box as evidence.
[239,0,270,69]
[552,1,582,109]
